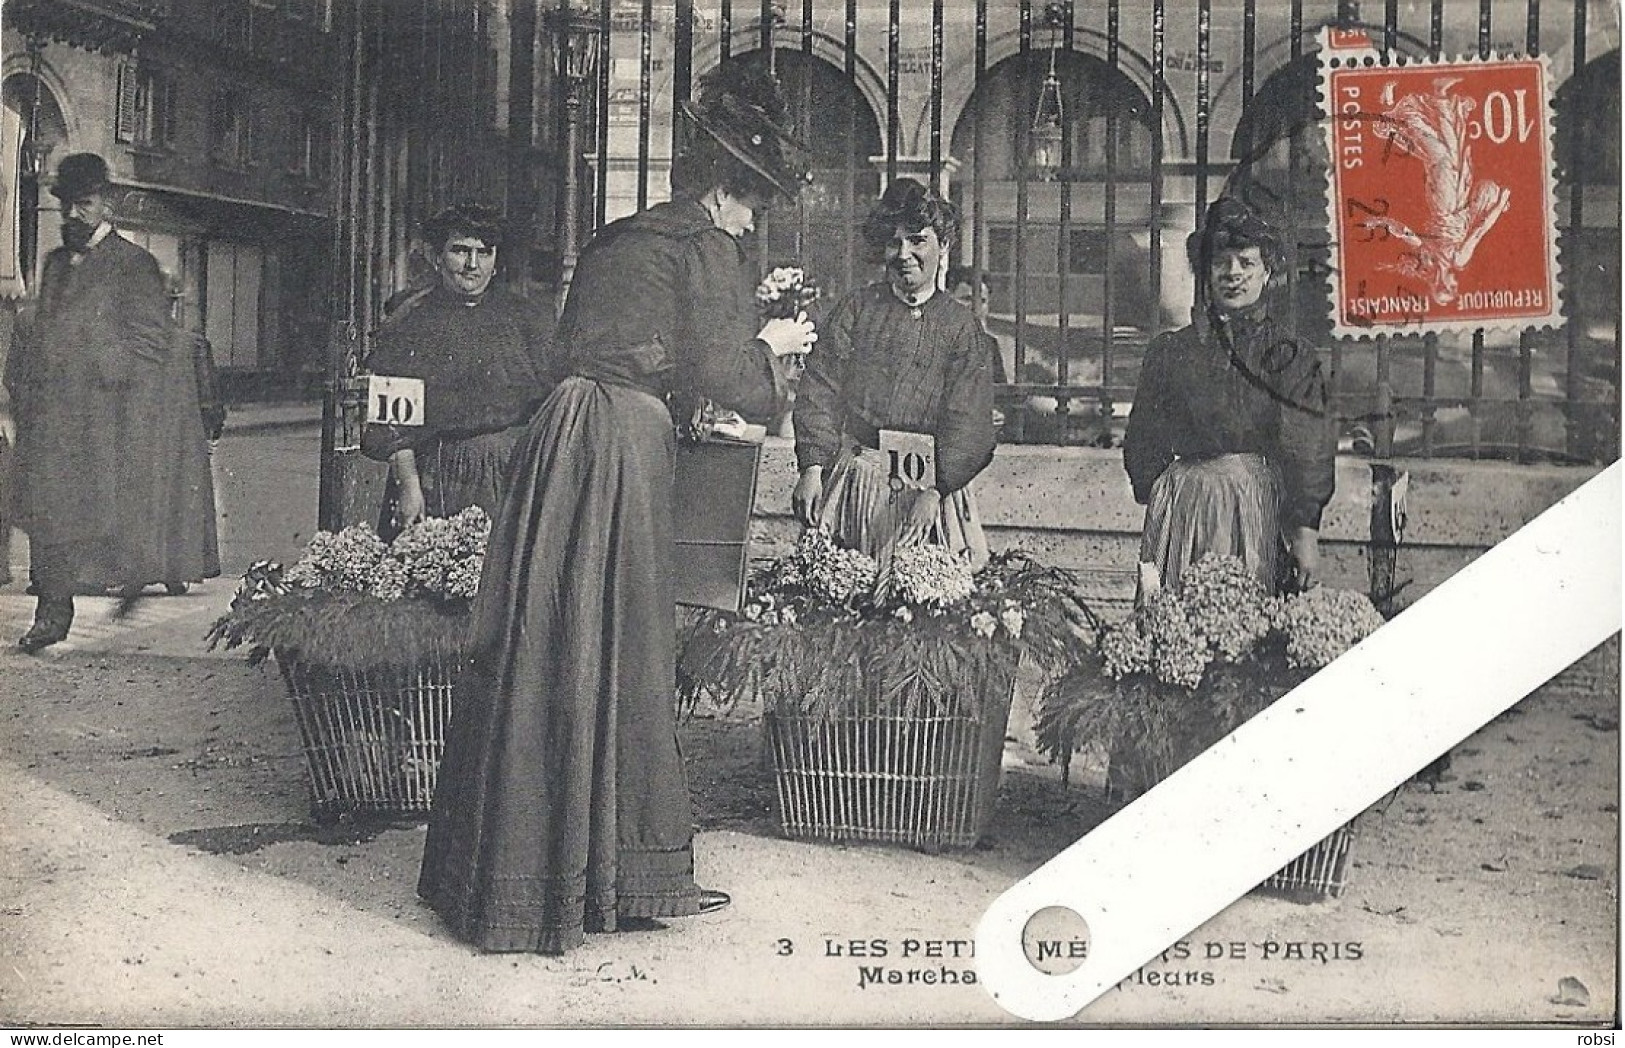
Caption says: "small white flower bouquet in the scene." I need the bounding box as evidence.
[754,265,821,320]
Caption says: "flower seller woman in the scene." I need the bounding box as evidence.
[1122,196,1336,601]
[791,178,996,571]
[417,65,817,955]
[361,204,552,540]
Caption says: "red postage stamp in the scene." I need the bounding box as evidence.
[1319,33,1562,338]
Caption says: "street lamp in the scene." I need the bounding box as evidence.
[1028,6,1066,182]
[548,0,601,314]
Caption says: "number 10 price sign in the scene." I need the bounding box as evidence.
[367,374,426,427]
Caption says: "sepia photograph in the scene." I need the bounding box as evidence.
[0,0,1617,1031]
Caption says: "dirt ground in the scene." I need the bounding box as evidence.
[0,642,1618,1029]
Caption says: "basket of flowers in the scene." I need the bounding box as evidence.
[679,531,1090,850]
[1035,553,1388,899]
[206,507,490,822]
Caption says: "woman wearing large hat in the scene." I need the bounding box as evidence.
[418,65,818,955]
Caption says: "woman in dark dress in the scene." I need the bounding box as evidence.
[362,205,552,540]
[792,179,996,571]
[1123,196,1336,602]
[417,67,817,955]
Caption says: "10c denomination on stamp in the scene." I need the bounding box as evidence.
[1319,30,1563,338]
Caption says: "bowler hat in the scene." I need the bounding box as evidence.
[680,66,813,201]
[50,152,112,202]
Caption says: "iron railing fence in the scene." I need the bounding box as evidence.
[566,0,1618,465]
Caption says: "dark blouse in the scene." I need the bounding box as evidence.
[794,284,995,495]
[1123,303,1336,531]
[362,284,551,459]
[552,199,788,422]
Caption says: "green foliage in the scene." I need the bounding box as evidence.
[205,587,473,670]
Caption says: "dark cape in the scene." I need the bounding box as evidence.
[417,199,787,954]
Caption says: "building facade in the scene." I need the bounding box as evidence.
[1,0,345,396]
[565,0,1620,464]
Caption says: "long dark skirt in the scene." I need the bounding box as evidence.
[417,377,702,955]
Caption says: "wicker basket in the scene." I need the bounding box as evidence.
[275,653,457,822]
[1256,822,1357,899]
[1108,728,1357,900]
[764,680,1014,850]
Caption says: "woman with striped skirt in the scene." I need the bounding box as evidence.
[1123,196,1336,604]
[791,179,996,573]
[1113,197,1338,801]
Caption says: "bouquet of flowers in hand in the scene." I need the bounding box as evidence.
[679,529,1091,720]
[1036,552,1388,783]
[206,506,492,669]
[755,265,821,320]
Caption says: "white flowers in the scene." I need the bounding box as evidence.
[277,506,491,605]
[970,611,998,638]
[889,545,975,608]
[1098,552,1387,688]
[999,603,1025,639]
[755,266,806,307]
[754,264,822,320]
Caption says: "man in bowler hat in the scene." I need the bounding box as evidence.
[2,153,176,652]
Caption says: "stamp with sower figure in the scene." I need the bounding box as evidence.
[1319,27,1563,338]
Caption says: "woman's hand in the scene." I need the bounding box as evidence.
[391,449,426,530]
[1288,526,1321,591]
[895,487,941,547]
[792,466,824,527]
[396,481,426,530]
[758,312,818,358]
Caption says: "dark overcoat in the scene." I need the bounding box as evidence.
[2,232,199,584]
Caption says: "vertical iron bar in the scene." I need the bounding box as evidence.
[1148,0,1165,334]
[1015,1,1032,392]
[799,0,814,261]
[595,0,612,229]
[1516,0,1540,461]
[975,0,994,427]
[1194,0,1210,226]
[674,0,694,167]
[1239,0,1255,164]
[930,0,944,179]
[721,0,733,61]
[636,0,653,214]
[844,0,858,293]
[1468,0,1492,457]
[887,0,900,182]
[1056,5,1074,429]
[1100,0,1120,423]
[1565,0,1590,459]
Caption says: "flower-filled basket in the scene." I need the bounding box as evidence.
[1035,553,1389,899]
[206,507,489,822]
[679,532,1089,850]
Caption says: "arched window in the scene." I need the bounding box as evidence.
[949,49,1159,365]
[721,49,883,300]
[951,49,1155,181]
[1,72,68,293]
